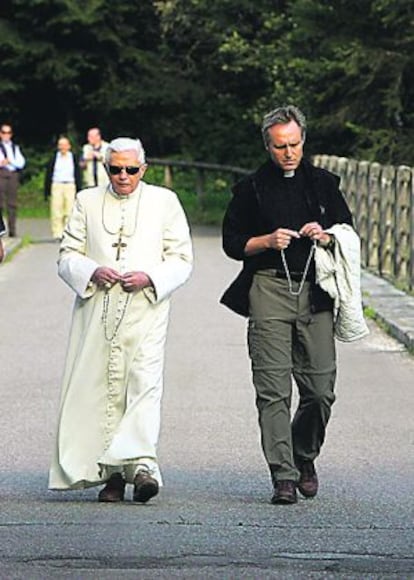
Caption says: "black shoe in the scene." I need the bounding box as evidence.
[98,473,126,502]
[271,480,297,504]
[133,469,159,503]
[297,460,318,498]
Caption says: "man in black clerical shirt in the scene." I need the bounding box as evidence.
[221,105,353,504]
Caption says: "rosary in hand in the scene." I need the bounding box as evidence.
[281,240,316,296]
[102,288,130,341]
[279,222,332,296]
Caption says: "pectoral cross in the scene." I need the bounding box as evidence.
[112,228,127,260]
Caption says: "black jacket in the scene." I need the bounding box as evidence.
[44,151,82,200]
[220,158,353,316]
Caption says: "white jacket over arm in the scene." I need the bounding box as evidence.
[315,224,369,342]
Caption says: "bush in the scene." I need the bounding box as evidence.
[18,172,49,218]
[145,165,232,226]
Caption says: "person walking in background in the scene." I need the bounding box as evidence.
[0,209,6,262]
[221,105,359,505]
[80,127,109,188]
[49,137,192,504]
[0,123,26,237]
[44,136,82,241]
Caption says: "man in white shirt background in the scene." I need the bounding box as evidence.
[80,127,109,188]
[44,136,82,240]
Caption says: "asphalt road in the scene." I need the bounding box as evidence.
[0,229,413,579]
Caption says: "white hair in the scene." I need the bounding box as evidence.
[105,137,146,164]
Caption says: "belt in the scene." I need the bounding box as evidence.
[257,269,312,282]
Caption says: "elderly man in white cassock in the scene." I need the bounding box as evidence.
[49,137,193,503]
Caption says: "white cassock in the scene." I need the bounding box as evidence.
[49,181,193,489]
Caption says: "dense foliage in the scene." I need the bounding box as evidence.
[1,0,413,168]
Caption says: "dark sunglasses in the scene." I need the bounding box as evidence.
[107,165,141,175]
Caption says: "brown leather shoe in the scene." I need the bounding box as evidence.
[297,460,318,498]
[271,480,297,504]
[98,473,126,503]
[133,469,159,503]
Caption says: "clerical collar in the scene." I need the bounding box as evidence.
[108,181,142,200]
[270,160,302,180]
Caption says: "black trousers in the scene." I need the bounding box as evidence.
[0,169,19,236]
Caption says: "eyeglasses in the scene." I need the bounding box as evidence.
[1,130,12,134]
[107,165,141,175]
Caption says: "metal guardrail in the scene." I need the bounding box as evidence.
[313,155,414,292]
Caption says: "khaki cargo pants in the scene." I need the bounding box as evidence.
[248,270,336,482]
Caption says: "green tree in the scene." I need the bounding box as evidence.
[0,0,171,151]
[283,0,414,163]
[0,0,412,166]
[155,0,285,166]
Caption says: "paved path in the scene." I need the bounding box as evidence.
[0,221,413,578]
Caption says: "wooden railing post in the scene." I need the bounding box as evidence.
[356,160,369,267]
[395,166,412,286]
[379,165,395,279]
[367,162,381,271]
[195,168,206,202]
[164,164,173,189]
